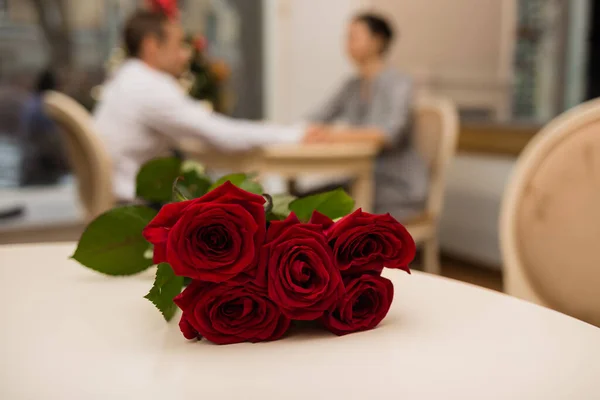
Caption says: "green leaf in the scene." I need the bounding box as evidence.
[209,173,263,195]
[289,188,355,222]
[271,194,296,218]
[181,160,205,175]
[144,263,184,322]
[136,157,182,203]
[239,180,264,196]
[266,194,297,220]
[172,180,190,202]
[175,170,212,199]
[72,206,158,276]
[210,173,245,188]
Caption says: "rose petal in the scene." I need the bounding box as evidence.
[327,209,415,275]
[309,211,334,230]
[177,281,290,345]
[323,274,394,336]
[142,200,193,244]
[264,220,344,320]
[179,314,201,340]
[265,213,300,243]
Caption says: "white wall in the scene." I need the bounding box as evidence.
[369,0,516,120]
[265,0,517,121]
[264,0,366,123]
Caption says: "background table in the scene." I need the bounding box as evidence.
[0,184,84,245]
[181,141,380,212]
[1,243,599,399]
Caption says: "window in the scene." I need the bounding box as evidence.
[512,0,568,120]
[0,0,8,18]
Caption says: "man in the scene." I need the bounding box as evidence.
[94,10,310,201]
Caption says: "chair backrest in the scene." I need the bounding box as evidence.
[501,98,600,326]
[43,91,113,219]
[412,95,460,219]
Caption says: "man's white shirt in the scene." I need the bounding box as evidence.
[94,59,303,200]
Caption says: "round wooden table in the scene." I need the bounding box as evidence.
[1,243,599,399]
[181,140,380,212]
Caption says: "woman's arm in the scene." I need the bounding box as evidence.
[306,126,388,146]
[377,76,413,145]
[306,76,413,148]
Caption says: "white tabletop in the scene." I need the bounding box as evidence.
[1,243,599,400]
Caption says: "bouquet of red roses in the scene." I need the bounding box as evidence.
[72,158,415,345]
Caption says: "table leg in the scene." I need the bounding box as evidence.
[351,170,374,212]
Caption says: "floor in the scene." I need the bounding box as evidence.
[411,251,504,292]
[440,255,503,292]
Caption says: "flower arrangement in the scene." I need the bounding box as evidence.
[72,158,415,345]
[148,0,231,112]
[147,0,179,19]
[185,34,231,113]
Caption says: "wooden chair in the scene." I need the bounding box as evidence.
[500,98,600,326]
[43,91,114,219]
[405,96,460,274]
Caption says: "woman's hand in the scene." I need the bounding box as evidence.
[304,125,387,147]
[304,124,333,143]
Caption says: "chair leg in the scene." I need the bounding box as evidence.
[423,236,441,275]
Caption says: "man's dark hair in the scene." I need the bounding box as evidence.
[123,10,169,57]
[354,13,395,54]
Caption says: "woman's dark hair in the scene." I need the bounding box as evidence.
[354,13,395,54]
[35,68,56,93]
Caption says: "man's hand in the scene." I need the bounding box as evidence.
[304,124,333,143]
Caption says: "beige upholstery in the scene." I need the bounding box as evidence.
[405,96,459,274]
[43,91,114,219]
[501,98,600,326]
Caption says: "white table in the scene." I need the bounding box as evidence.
[1,244,599,399]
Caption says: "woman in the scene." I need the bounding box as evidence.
[306,13,428,220]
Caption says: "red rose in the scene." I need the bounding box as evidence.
[178,313,200,340]
[146,0,179,18]
[322,274,394,336]
[142,182,266,282]
[142,199,189,265]
[263,214,344,320]
[326,209,415,275]
[193,36,208,52]
[308,211,335,229]
[174,281,290,345]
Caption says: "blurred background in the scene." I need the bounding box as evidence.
[0,0,596,290]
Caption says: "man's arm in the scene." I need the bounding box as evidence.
[144,79,305,151]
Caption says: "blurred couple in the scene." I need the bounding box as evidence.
[95,3,427,219]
